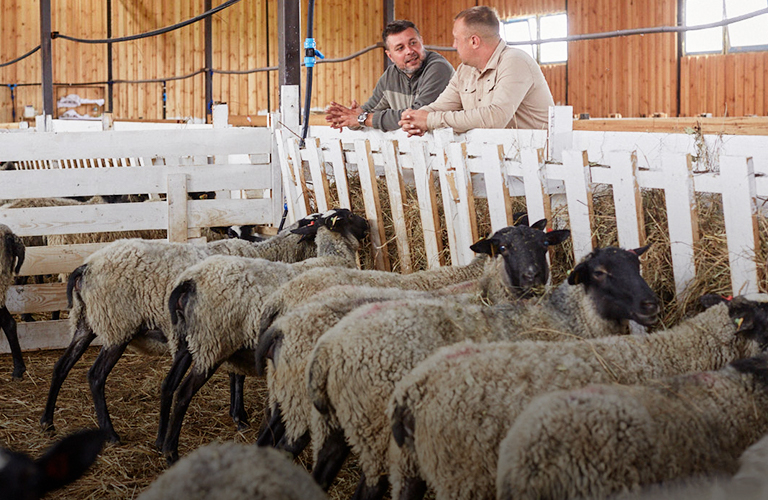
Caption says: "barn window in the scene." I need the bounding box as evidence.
[684,0,768,54]
[501,13,568,64]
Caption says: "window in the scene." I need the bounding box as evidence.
[501,13,567,64]
[685,0,768,54]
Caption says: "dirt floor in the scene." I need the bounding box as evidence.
[0,348,364,499]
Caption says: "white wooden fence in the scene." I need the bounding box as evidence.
[0,124,281,353]
[277,120,768,302]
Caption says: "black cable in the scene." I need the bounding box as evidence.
[300,0,317,146]
[54,0,242,44]
[0,45,41,68]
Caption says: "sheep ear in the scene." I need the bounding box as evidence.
[35,429,107,494]
[567,262,588,285]
[530,219,548,231]
[629,244,651,257]
[470,237,497,256]
[700,294,729,310]
[512,212,529,226]
[545,229,570,247]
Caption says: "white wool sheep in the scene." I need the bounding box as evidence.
[387,296,768,500]
[158,210,369,463]
[496,353,768,500]
[305,246,660,497]
[255,221,571,338]
[0,224,26,379]
[39,212,324,443]
[137,441,326,500]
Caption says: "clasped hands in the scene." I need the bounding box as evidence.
[325,100,363,130]
[398,108,428,137]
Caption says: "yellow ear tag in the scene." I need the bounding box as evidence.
[735,317,744,330]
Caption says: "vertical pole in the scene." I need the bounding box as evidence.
[106,0,113,113]
[279,0,301,132]
[39,0,54,123]
[205,0,214,123]
[383,0,395,71]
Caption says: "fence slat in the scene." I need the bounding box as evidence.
[286,137,311,218]
[6,283,68,314]
[18,243,109,276]
[354,139,390,271]
[0,320,103,354]
[274,129,300,223]
[521,148,551,228]
[167,173,189,243]
[720,155,760,295]
[561,150,594,262]
[324,139,352,210]
[305,138,332,213]
[482,143,513,233]
[447,142,479,266]
[382,140,412,273]
[663,153,698,296]
[609,151,646,249]
[410,141,444,269]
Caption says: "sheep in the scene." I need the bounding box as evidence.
[305,245,660,499]
[0,428,107,500]
[136,441,326,500]
[253,222,571,456]
[495,352,768,500]
[255,219,571,339]
[39,211,324,443]
[0,224,26,379]
[158,209,369,463]
[386,295,768,500]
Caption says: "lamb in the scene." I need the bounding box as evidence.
[305,246,660,499]
[137,441,326,500]
[496,352,768,500]
[0,224,26,379]
[158,209,369,463]
[255,219,570,338]
[0,428,107,500]
[253,222,571,455]
[387,295,768,500]
[39,211,324,443]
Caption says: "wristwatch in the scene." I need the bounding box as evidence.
[357,111,369,127]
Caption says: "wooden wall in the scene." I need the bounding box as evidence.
[1,0,767,124]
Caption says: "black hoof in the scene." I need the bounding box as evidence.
[11,368,25,380]
[106,431,121,444]
[164,450,179,465]
[235,419,250,432]
[40,419,56,435]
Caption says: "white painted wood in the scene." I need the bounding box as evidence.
[324,139,352,210]
[447,142,478,266]
[381,140,412,273]
[561,150,594,262]
[354,139,390,271]
[275,128,299,223]
[608,151,646,249]
[167,173,189,243]
[520,148,549,228]
[17,243,111,276]
[663,153,698,297]
[280,85,301,136]
[548,105,573,162]
[0,320,104,354]
[410,141,444,269]
[187,198,272,227]
[305,138,331,213]
[286,136,311,217]
[482,143,512,233]
[720,155,759,295]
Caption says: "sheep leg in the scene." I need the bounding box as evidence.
[40,322,96,433]
[162,363,222,465]
[88,341,129,444]
[351,473,389,500]
[312,427,351,490]
[0,306,26,380]
[156,344,192,450]
[276,430,311,458]
[395,476,428,500]
[229,373,249,430]
[256,402,286,447]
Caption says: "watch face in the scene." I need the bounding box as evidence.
[358,112,367,123]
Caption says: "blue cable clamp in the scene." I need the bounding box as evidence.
[303,38,325,68]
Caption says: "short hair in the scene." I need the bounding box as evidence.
[382,20,421,46]
[455,6,500,39]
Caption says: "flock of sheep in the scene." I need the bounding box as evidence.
[2,197,768,500]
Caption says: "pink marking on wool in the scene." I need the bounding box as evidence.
[445,345,481,360]
[359,300,407,317]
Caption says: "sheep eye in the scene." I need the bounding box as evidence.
[592,270,606,280]
[498,245,507,252]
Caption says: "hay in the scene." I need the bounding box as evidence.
[0,348,362,499]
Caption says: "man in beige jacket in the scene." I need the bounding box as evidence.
[399,5,554,135]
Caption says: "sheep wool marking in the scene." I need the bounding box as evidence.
[0,224,26,379]
[305,245,657,499]
[159,209,369,463]
[40,212,322,444]
[137,441,327,500]
[388,296,768,500]
[496,354,768,500]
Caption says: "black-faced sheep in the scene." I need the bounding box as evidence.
[0,224,26,379]
[158,209,369,463]
[387,295,768,500]
[305,246,659,499]
[496,353,768,500]
[39,212,323,443]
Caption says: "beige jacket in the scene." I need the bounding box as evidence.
[422,39,554,132]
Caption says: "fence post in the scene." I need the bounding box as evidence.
[447,142,479,266]
[167,173,189,243]
[547,105,573,163]
[663,153,698,298]
[305,138,332,213]
[410,140,444,269]
[354,139,390,271]
[382,140,413,273]
[561,150,594,262]
[520,148,550,228]
[608,150,646,249]
[325,139,352,209]
[720,155,759,295]
[482,143,513,233]
[269,113,286,226]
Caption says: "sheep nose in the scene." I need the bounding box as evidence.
[640,300,660,316]
[520,269,537,286]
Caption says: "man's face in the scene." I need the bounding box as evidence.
[385,27,427,75]
[452,18,473,66]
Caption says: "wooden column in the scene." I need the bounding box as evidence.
[39,0,53,120]
[205,0,213,122]
[279,0,301,132]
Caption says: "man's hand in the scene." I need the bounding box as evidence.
[399,108,429,137]
[325,100,364,130]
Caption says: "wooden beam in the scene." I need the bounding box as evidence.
[39,0,53,119]
[572,117,768,136]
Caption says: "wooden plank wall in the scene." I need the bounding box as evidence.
[1,0,767,123]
